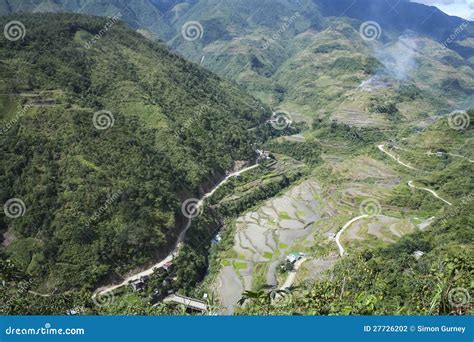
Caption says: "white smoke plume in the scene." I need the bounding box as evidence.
[375,35,418,81]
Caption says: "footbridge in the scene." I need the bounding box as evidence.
[163,294,208,312]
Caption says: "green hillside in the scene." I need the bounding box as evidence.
[0,13,270,290]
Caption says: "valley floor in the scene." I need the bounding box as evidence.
[203,124,470,314]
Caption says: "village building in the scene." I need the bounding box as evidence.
[256,149,271,162]
[129,276,149,292]
[413,251,425,260]
[161,262,173,272]
[286,252,305,264]
[211,233,222,245]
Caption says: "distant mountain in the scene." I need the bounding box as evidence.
[0,13,270,290]
[1,0,471,48]
[1,0,472,125]
[317,0,472,42]
[0,0,182,40]
[1,5,472,317]
[162,0,474,124]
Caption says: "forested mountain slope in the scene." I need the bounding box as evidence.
[0,13,270,290]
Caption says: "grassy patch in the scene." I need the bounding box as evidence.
[295,210,305,218]
[262,251,273,259]
[252,262,268,290]
[233,261,248,270]
[279,211,290,220]
[74,155,101,171]
[0,96,19,122]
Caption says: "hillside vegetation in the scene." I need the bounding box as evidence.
[0,13,270,290]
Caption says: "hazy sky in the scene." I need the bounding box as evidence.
[411,0,474,20]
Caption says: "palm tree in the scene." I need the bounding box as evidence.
[238,285,296,315]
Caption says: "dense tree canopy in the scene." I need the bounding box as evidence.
[0,13,271,290]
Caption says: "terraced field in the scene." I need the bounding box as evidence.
[341,215,415,251]
[214,179,323,314]
[210,148,446,314]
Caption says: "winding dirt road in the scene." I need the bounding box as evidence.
[279,257,307,290]
[408,181,452,206]
[426,151,474,163]
[96,164,260,296]
[378,144,452,205]
[197,164,260,205]
[331,144,455,262]
[335,215,369,257]
[377,144,417,170]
